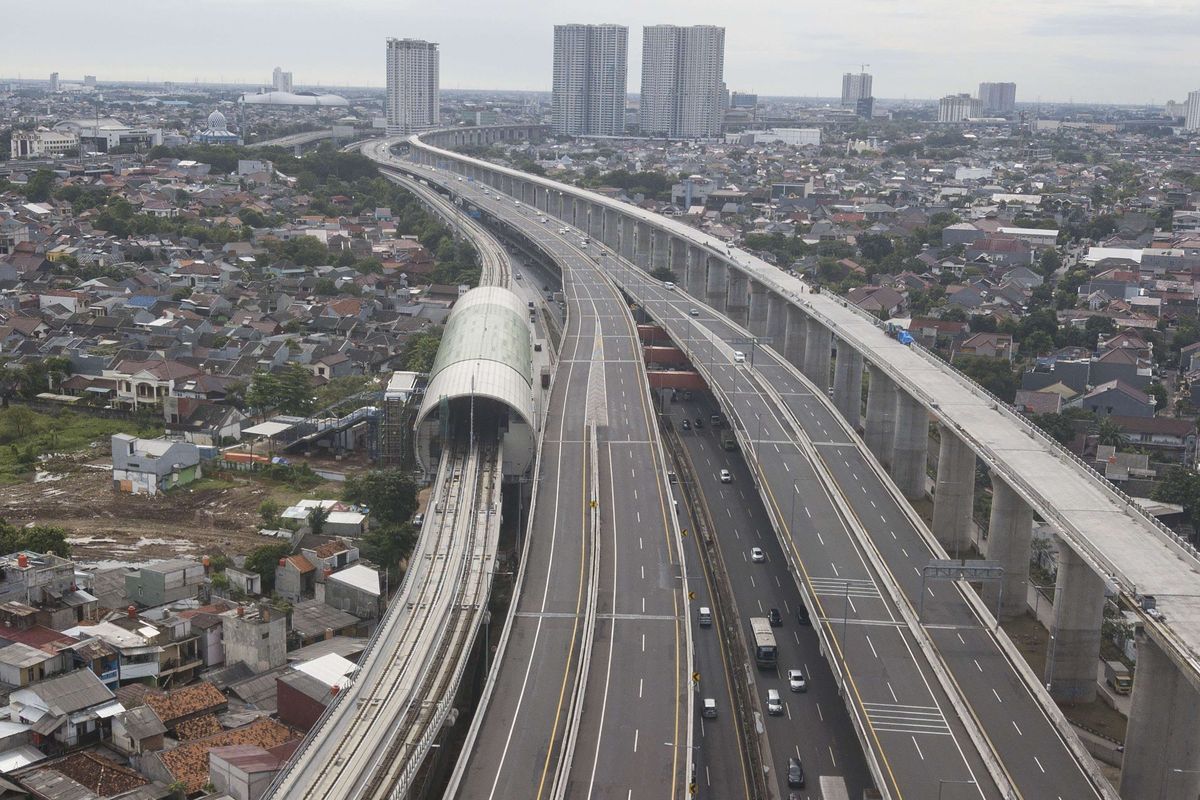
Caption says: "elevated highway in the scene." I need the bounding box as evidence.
[389,125,1200,798]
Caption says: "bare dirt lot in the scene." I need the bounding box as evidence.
[0,454,350,566]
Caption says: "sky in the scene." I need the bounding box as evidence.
[7,0,1199,105]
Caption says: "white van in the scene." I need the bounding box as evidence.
[766,688,783,716]
[702,698,717,718]
[664,281,676,291]
[698,607,712,626]
[733,351,745,363]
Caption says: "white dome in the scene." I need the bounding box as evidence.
[207,110,227,131]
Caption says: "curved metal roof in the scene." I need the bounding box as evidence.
[416,287,533,429]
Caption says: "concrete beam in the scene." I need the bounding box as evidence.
[1046,540,1106,703]
[726,270,750,328]
[932,426,975,557]
[864,365,897,468]
[983,474,1033,621]
[891,390,929,500]
[802,318,832,391]
[832,341,864,427]
[747,281,770,337]
[705,258,728,312]
[1121,632,1200,799]
[784,305,807,370]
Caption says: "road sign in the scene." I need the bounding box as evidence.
[692,671,701,684]
[688,591,696,601]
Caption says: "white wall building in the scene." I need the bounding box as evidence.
[978,82,1016,114]
[841,72,872,108]
[10,129,78,159]
[640,24,725,139]
[939,93,982,123]
[272,67,294,93]
[53,117,162,152]
[1186,90,1200,132]
[386,38,440,135]
[747,128,821,147]
[552,24,628,137]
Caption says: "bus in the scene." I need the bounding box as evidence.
[819,776,850,800]
[750,617,777,669]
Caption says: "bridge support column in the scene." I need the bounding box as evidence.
[931,426,975,556]
[602,209,620,251]
[766,294,787,351]
[747,281,770,337]
[1046,539,1105,703]
[784,305,807,369]
[705,258,727,312]
[726,270,750,328]
[588,203,603,240]
[983,474,1032,620]
[652,229,670,272]
[635,222,652,269]
[803,318,832,390]
[891,390,928,500]
[864,365,896,468]
[670,238,687,287]
[1121,633,1200,799]
[573,198,587,230]
[686,247,706,297]
[620,217,636,262]
[832,341,863,426]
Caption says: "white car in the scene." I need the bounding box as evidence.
[766,688,783,715]
[733,351,745,363]
[788,669,808,693]
[690,308,700,317]
[720,469,732,484]
[750,547,765,563]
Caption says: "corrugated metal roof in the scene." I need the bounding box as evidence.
[417,286,533,429]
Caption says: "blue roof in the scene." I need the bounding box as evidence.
[126,295,159,308]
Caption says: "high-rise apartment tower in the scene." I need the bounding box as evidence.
[552,24,628,137]
[386,38,440,135]
[978,82,1017,114]
[640,25,725,139]
[841,72,872,108]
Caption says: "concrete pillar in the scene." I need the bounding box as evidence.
[784,305,807,369]
[766,294,787,349]
[603,209,620,251]
[652,229,670,271]
[832,341,863,426]
[748,281,770,337]
[573,198,587,230]
[891,390,928,500]
[802,318,832,390]
[1045,541,1106,703]
[621,217,636,262]
[705,258,727,312]
[931,427,975,557]
[635,222,652,268]
[726,270,750,328]
[686,247,706,297]
[1121,633,1200,799]
[588,203,603,239]
[864,365,897,468]
[983,474,1033,621]
[670,238,687,285]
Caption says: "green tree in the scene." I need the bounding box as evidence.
[1031,412,1077,445]
[858,234,894,264]
[1095,417,1128,448]
[0,520,70,557]
[952,354,1018,402]
[24,169,55,203]
[360,523,418,579]
[403,329,444,373]
[1147,382,1168,411]
[244,543,292,593]
[245,363,314,417]
[259,499,281,526]
[0,406,40,443]
[342,468,418,525]
[649,267,679,283]
[307,505,331,536]
[1153,466,1200,529]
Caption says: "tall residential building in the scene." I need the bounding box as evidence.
[978,82,1017,114]
[48,72,59,93]
[272,67,294,93]
[939,93,982,123]
[551,24,628,137]
[640,25,725,139]
[1187,91,1200,131]
[386,38,440,135]
[83,75,97,88]
[841,72,872,108]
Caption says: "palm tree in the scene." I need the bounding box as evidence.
[1096,417,1128,449]
[307,505,332,536]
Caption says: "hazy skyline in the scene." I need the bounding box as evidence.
[7,0,1198,105]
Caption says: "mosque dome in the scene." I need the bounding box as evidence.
[207,110,228,132]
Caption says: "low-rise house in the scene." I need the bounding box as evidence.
[148,717,299,795]
[111,435,202,495]
[221,606,286,673]
[125,559,205,606]
[1108,416,1197,464]
[18,751,152,798]
[110,705,166,757]
[143,682,227,737]
[208,744,289,800]
[288,600,362,647]
[274,556,316,604]
[1078,380,1155,418]
[957,332,1014,361]
[275,653,355,732]
[324,565,384,620]
[8,669,123,751]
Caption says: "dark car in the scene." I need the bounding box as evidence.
[767,608,782,627]
[787,757,805,788]
[694,417,704,429]
[681,418,691,431]
[796,603,811,626]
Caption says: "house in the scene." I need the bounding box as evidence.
[221,606,287,673]
[274,556,317,603]
[957,332,1014,361]
[17,751,152,798]
[845,285,906,317]
[104,359,199,410]
[142,682,227,735]
[111,435,202,495]
[8,669,123,751]
[208,744,289,800]
[125,559,205,606]
[1107,416,1197,464]
[1014,389,1063,415]
[310,352,353,379]
[110,705,166,756]
[288,600,363,646]
[965,237,1034,267]
[1078,380,1154,418]
[149,717,299,795]
[275,654,355,732]
[164,397,247,446]
[324,565,383,620]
